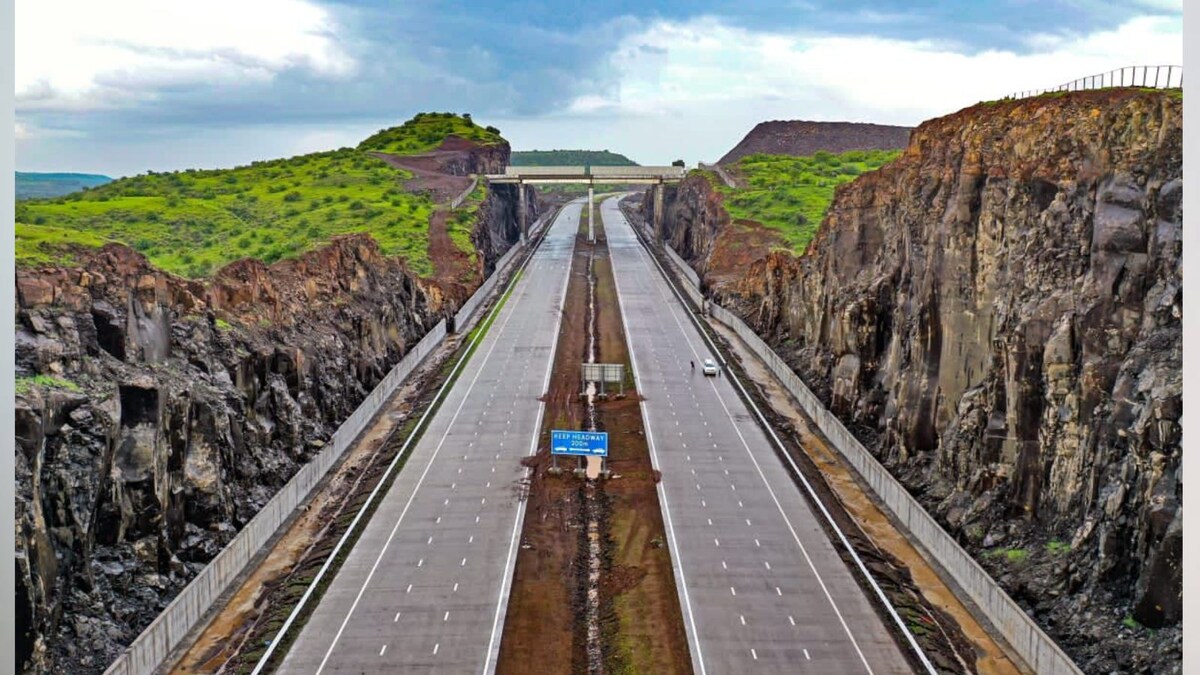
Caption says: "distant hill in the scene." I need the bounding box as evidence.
[511,150,638,167]
[16,172,112,200]
[718,121,911,165]
[16,113,501,278]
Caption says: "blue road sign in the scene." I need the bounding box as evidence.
[551,430,608,457]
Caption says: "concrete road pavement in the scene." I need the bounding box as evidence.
[602,197,912,675]
[277,201,581,674]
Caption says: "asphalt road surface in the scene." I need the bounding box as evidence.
[277,201,581,674]
[602,197,912,675]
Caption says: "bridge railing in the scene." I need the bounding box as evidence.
[1007,64,1182,100]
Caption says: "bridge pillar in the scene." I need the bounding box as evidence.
[588,184,595,243]
[653,181,665,246]
[518,181,527,243]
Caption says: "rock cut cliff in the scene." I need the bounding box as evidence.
[14,163,532,673]
[655,89,1182,673]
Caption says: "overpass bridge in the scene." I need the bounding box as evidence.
[485,165,685,242]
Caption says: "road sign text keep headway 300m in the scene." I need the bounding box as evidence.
[550,430,609,457]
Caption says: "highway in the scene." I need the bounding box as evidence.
[601,197,912,674]
[277,200,581,674]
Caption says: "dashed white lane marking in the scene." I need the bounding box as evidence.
[453,582,459,592]
[755,539,761,547]
[714,538,720,547]
[775,586,783,596]
[738,500,743,508]
[730,587,737,596]
[804,648,811,660]
[475,515,480,523]
[427,536,433,545]
[379,645,387,656]
[751,648,758,661]
[707,518,713,526]
[432,643,440,655]
[481,497,487,505]
[746,519,752,526]
[417,559,424,567]
[722,561,727,570]
[461,557,467,567]
[789,616,796,626]
[701,500,707,507]
[444,611,450,622]
[436,516,441,524]
[405,584,412,593]
[764,561,771,570]
[451,483,456,490]
[443,498,450,506]
[394,612,401,622]
[469,535,474,543]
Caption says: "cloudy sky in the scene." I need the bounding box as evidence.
[15,0,1183,176]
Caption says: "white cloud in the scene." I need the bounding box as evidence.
[15,121,29,140]
[16,0,355,112]
[562,14,1182,162]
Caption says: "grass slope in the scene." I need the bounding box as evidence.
[714,148,900,253]
[16,114,494,278]
[511,149,638,166]
[358,112,502,155]
[16,172,112,200]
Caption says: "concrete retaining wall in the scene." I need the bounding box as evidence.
[105,223,540,675]
[661,246,1082,675]
[454,242,521,330]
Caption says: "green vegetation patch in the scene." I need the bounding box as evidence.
[16,375,82,396]
[986,546,1030,564]
[715,148,901,254]
[511,149,638,166]
[358,112,502,155]
[1046,539,1071,554]
[15,114,504,279]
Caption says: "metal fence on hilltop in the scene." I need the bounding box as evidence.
[1007,64,1182,100]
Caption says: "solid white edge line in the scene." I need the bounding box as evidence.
[257,202,558,675]
[482,199,582,674]
[312,225,540,674]
[621,198,939,675]
[601,196,708,675]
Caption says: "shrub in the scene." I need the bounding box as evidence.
[283,191,302,202]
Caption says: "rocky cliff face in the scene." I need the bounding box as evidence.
[655,90,1182,673]
[718,120,912,165]
[14,188,527,673]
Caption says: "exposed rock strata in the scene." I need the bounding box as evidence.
[15,185,527,673]
[649,90,1182,673]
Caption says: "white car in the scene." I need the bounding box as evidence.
[702,358,719,376]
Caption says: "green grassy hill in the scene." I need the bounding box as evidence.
[511,149,638,166]
[16,114,500,278]
[711,149,900,253]
[359,112,502,154]
[16,172,112,200]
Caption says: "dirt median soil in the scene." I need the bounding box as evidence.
[497,201,692,675]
